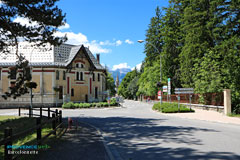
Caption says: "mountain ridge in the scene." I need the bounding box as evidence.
[109,68,131,83]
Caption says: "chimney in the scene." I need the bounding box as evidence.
[96,54,100,63]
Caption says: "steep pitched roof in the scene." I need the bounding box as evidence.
[65,45,83,66]
[0,44,106,71]
[84,47,104,70]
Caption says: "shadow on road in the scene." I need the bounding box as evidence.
[71,116,240,160]
[36,121,109,160]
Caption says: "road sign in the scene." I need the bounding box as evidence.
[175,88,194,94]
[158,90,162,99]
[163,86,168,92]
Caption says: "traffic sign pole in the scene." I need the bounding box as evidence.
[158,90,162,104]
[168,78,171,103]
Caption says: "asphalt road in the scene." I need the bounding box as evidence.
[61,100,240,160]
[1,100,240,160]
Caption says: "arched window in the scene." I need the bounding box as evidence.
[80,72,83,81]
[98,73,100,81]
[76,63,84,68]
[63,71,66,80]
[71,88,74,97]
[56,70,59,80]
[93,73,95,81]
[76,72,79,80]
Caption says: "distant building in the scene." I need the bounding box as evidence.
[0,42,107,108]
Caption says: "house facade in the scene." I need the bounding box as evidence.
[0,42,107,108]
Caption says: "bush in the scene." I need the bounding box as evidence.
[103,102,109,107]
[74,103,79,108]
[77,103,83,108]
[62,101,118,109]
[82,103,91,108]
[110,98,117,104]
[153,102,194,113]
[62,102,74,109]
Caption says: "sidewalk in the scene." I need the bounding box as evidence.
[141,100,240,125]
[162,108,240,125]
[37,120,110,160]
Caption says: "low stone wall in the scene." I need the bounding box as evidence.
[151,100,224,113]
[188,104,224,113]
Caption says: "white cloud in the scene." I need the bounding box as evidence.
[131,63,142,71]
[54,31,111,54]
[13,17,39,27]
[13,17,110,54]
[99,40,114,46]
[14,17,70,31]
[112,63,131,71]
[116,40,122,46]
[55,31,88,44]
[125,39,134,44]
[88,41,111,54]
[99,40,122,46]
[58,23,70,30]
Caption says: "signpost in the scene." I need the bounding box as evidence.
[163,86,168,92]
[163,86,167,102]
[175,88,194,94]
[158,90,162,100]
[175,88,194,112]
[168,78,171,94]
[168,78,171,102]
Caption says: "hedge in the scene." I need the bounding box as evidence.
[62,99,118,109]
[153,102,194,113]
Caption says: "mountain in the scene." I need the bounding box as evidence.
[109,68,131,83]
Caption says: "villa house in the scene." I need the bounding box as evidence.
[0,42,107,108]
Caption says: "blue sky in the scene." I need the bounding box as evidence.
[56,0,169,70]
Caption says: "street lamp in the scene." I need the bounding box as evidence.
[138,40,162,104]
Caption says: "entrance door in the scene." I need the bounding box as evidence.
[85,94,88,102]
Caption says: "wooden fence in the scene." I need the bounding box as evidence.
[0,107,63,160]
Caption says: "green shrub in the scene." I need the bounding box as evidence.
[82,103,91,108]
[77,103,83,108]
[62,101,118,109]
[62,102,75,109]
[110,102,117,106]
[110,98,117,104]
[91,103,97,107]
[74,103,79,108]
[99,102,109,107]
[153,102,194,113]
[103,102,109,107]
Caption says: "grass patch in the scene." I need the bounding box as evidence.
[0,116,65,160]
[0,116,36,140]
[0,116,20,122]
[153,102,195,113]
[228,113,240,118]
